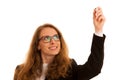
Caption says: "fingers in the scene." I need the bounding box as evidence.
[93,7,105,22]
[98,15,105,22]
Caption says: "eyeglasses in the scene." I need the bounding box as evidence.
[39,34,60,43]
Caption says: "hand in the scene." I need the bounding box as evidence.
[93,7,105,33]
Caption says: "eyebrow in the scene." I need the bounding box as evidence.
[39,34,58,39]
[41,34,58,37]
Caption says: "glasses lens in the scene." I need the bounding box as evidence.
[40,34,60,43]
[43,36,51,42]
[53,34,59,40]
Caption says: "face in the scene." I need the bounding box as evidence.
[38,27,61,57]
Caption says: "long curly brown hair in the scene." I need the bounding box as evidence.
[14,23,71,80]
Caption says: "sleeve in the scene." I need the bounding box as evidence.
[77,34,106,79]
[94,32,103,37]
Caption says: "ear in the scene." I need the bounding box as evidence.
[38,45,41,50]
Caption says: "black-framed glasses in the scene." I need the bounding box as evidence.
[39,34,60,43]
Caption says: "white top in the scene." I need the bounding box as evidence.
[36,63,48,80]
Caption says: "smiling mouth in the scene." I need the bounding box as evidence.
[49,46,57,50]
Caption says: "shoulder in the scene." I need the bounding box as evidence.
[14,64,24,80]
[15,64,24,73]
[70,59,80,67]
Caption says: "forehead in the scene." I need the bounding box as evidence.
[40,27,58,36]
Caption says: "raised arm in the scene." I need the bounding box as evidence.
[76,7,106,79]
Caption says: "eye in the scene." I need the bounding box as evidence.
[44,36,51,41]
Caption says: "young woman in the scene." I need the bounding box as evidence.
[14,7,106,80]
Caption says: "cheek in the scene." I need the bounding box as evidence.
[58,42,61,50]
[39,43,48,50]
[38,42,44,50]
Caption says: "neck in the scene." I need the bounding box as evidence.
[41,53,55,64]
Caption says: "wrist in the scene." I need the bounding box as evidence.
[95,31,103,37]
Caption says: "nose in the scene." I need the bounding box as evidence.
[50,38,55,44]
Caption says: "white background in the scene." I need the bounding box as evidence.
[0,0,120,80]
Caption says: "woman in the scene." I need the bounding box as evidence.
[14,7,106,80]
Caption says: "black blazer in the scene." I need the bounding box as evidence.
[45,34,106,80]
